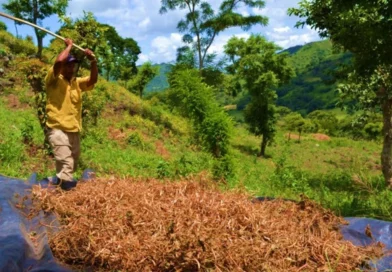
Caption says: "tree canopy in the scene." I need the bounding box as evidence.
[2,0,69,58]
[289,0,392,187]
[160,0,268,70]
[100,24,141,81]
[49,12,140,82]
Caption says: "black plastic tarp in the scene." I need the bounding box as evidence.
[341,217,392,271]
[0,173,391,271]
[0,174,71,272]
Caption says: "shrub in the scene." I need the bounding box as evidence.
[0,31,36,56]
[168,69,234,180]
[0,22,7,31]
[168,69,233,158]
[212,154,235,181]
[363,122,382,140]
[307,110,339,135]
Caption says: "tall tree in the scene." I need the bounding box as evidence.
[289,0,392,187]
[100,24,141,81]
[2,0,69,58]
[160,0,268,71]
[117,38,141,81]
[225,35,294,156]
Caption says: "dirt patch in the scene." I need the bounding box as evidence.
[23,144,55,174]
[31,177,383,272]
[108,126,127,141]
[311,133,331,141]
[285,133,302,140]
[26,143,40,157]
[155,140,170,159]
[162,129,172,139]
[0,78,14,92]
[6,94,21,109]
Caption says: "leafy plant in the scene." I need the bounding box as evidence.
[0,21,6,31]
[156,160,171,179]
[225,35,294,156]
[169,69,233,157]
[20,118,34,145]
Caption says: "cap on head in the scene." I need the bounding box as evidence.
[66,55,79,63]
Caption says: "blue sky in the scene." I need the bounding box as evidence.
[0,0,321,64]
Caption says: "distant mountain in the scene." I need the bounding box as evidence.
[281,45,303,55]
[144,40,351,114]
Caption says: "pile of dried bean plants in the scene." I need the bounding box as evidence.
[32,176,384,271]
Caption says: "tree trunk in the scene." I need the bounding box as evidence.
[33,0,42,59]
[381,97,392,188]
[197,38,203,71]
[259,135,268,157]
[106,68,110,81]
[36,34,43,59]
[14,22,19,38]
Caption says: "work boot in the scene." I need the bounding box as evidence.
[59,179,77,191]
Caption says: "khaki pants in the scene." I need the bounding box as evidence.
[47,128,80,181]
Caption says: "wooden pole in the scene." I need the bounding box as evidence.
[0,11,90,55]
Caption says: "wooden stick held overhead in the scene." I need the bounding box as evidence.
[0,11,90,55]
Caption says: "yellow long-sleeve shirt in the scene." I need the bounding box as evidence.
[45,67,94,132]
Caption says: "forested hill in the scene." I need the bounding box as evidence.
[147,40,351,114]
[276,40,351,115]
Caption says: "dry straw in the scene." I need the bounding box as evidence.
[31,175,384,271]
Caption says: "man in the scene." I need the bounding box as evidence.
[45,38,98,190]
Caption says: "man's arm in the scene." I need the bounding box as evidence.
[53,38,73,77]
[85,49,98,87]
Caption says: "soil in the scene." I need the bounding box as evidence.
[311,133,331,141]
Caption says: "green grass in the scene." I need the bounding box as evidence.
[0,83,392,220]
[0,98,48,178]
[1,85,391,221]
[1,46,391,222]
[228,126,392,220]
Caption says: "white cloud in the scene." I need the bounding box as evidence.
[254,7,286,18]
[276,33,319,48]
[144,33,183,63]
[138,18,151,29]
[138,53,150,63]
[1,0,323,64]
[67,0,183,40]
[273,26,291,33]
[209,33,251,55]
[67,0,128,17]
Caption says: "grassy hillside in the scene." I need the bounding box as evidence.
[1,29,391,221]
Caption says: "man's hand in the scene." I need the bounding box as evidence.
[84,49,96,61]
[54,38,73,76]
[64,38,73,48]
